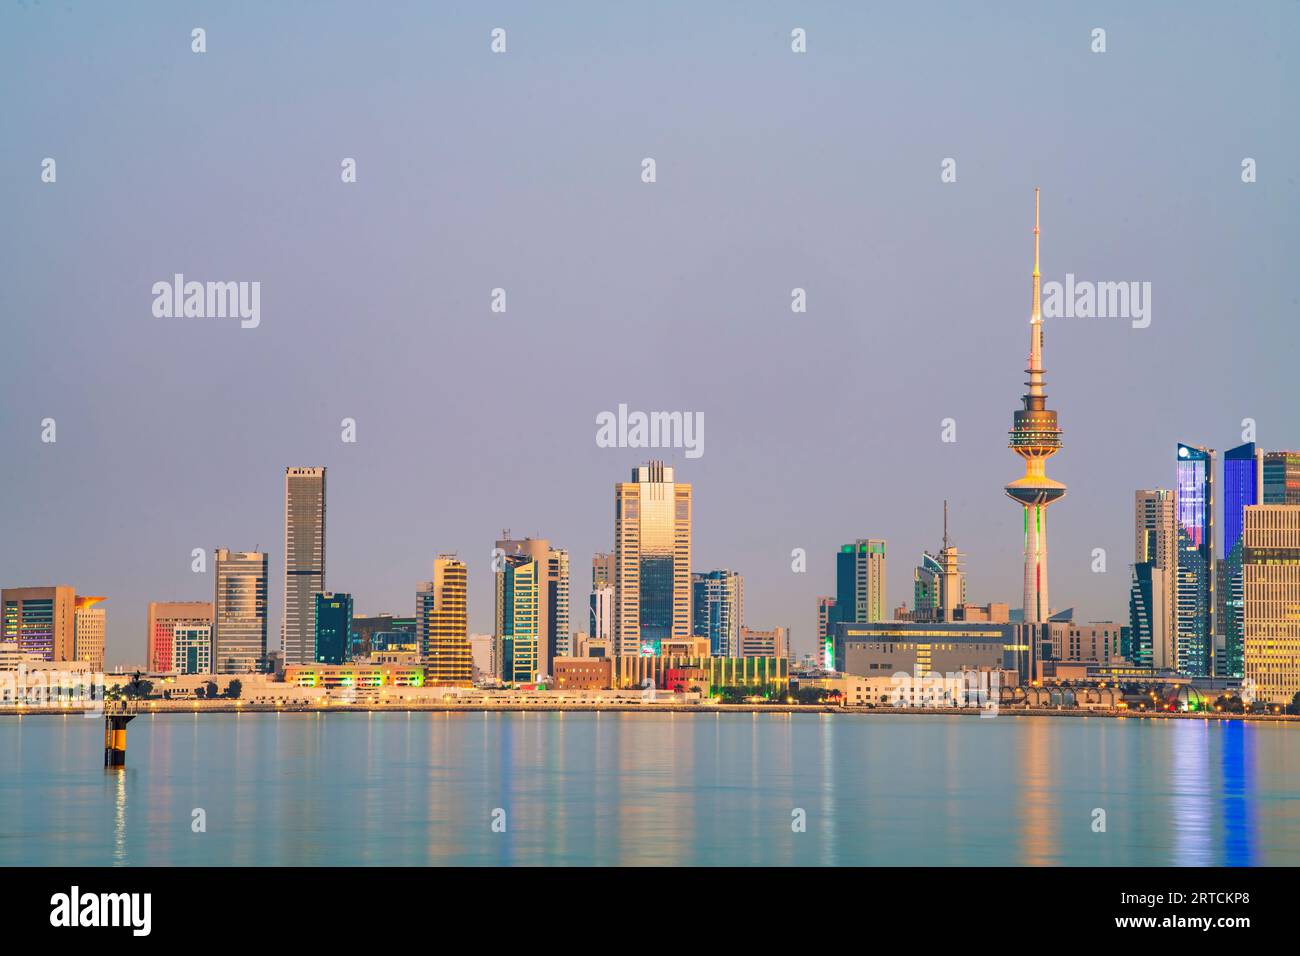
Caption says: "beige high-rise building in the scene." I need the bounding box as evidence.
[1,586,76,662]
[147,601,214,672]
[1135,489,1177,669]
[1243,505,1300,705]
[213,550,268,674]
[283,466,327,666]
[417,556,472,686]
[614,461,692,656]
[73,596,106,671]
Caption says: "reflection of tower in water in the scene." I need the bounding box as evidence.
[1017,718,1055,865]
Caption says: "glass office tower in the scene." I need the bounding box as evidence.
[1221,443,1262,677]
[692,570,744,656]
[1174,444,1215,676]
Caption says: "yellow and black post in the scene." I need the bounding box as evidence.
[104,706,135,768]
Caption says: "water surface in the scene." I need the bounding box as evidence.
[2,711,1296,865]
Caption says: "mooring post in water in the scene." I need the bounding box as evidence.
[104,702,135,768]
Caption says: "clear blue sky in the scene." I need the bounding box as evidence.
[2,1,1296,666]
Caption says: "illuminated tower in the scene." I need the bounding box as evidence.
[1005,189,1066,624]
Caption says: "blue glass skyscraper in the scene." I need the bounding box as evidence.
[1221,443,1261,678]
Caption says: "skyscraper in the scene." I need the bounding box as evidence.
[213,549,268,674]
[1004,189,1066,625]
[815,596,836,669]
[283,466,326,667]
[314,592,353,665]
[834,540,887,625]
[147,601,214,672]
[1128,562,1167,669]
[417,556,472,686]
[494,536,567,678]
[1221,442,1263,677]
[614,461,692,656]
[692,569,744,656]
[547,547,571,663]
[1263,451,1300,504]
[1243,505,1300,705]
[1175,443,1215,676]
[495,551,539,683]
[73,596,106,671]
[1134,489,1177,669]
[1,586,75,662]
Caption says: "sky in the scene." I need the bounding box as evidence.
[1,1,1297,666]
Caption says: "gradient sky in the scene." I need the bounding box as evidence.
[2,2,1297,666]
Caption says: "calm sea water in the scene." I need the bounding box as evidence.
[1,711,1297,866]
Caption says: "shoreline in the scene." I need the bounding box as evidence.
[3,703,1297,722]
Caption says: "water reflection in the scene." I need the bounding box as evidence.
[110,766,127,866]
[1018,718,1055,865]
[1220,721,1256,866]
[1169,721,1213,866]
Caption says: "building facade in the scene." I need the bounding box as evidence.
[835,540,887,626]
[146,601,213,673]
[417,556,472,686]
[1175,444,1216,676]
[350,614,416,657]
[1134,489,1177,671]
[72,596,106,671]
[739,626,788,659]
[815,596,837,670]
[283,466,327,667]
[1,586,76,662]
[692,569,744,656]
[611,654,789,694]
[832,621,1031,685]
[314,592,353,665]
[495,551,539,684]
[1263,451,1300,505]
[1128,562,1168,669]
[1221,443,1263,677]
[1243,505,1300,706]
[493,536,568,679]
[213,550,268,674]
[171,623,212,674]
[614,461,692,656]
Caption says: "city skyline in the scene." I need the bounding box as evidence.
[3,4,1297,667]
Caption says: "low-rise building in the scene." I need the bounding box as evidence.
[612,655,788,693]
[552,657,614,689]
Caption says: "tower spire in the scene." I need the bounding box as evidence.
[943,499,949,551]
[1026,187,1044,402]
